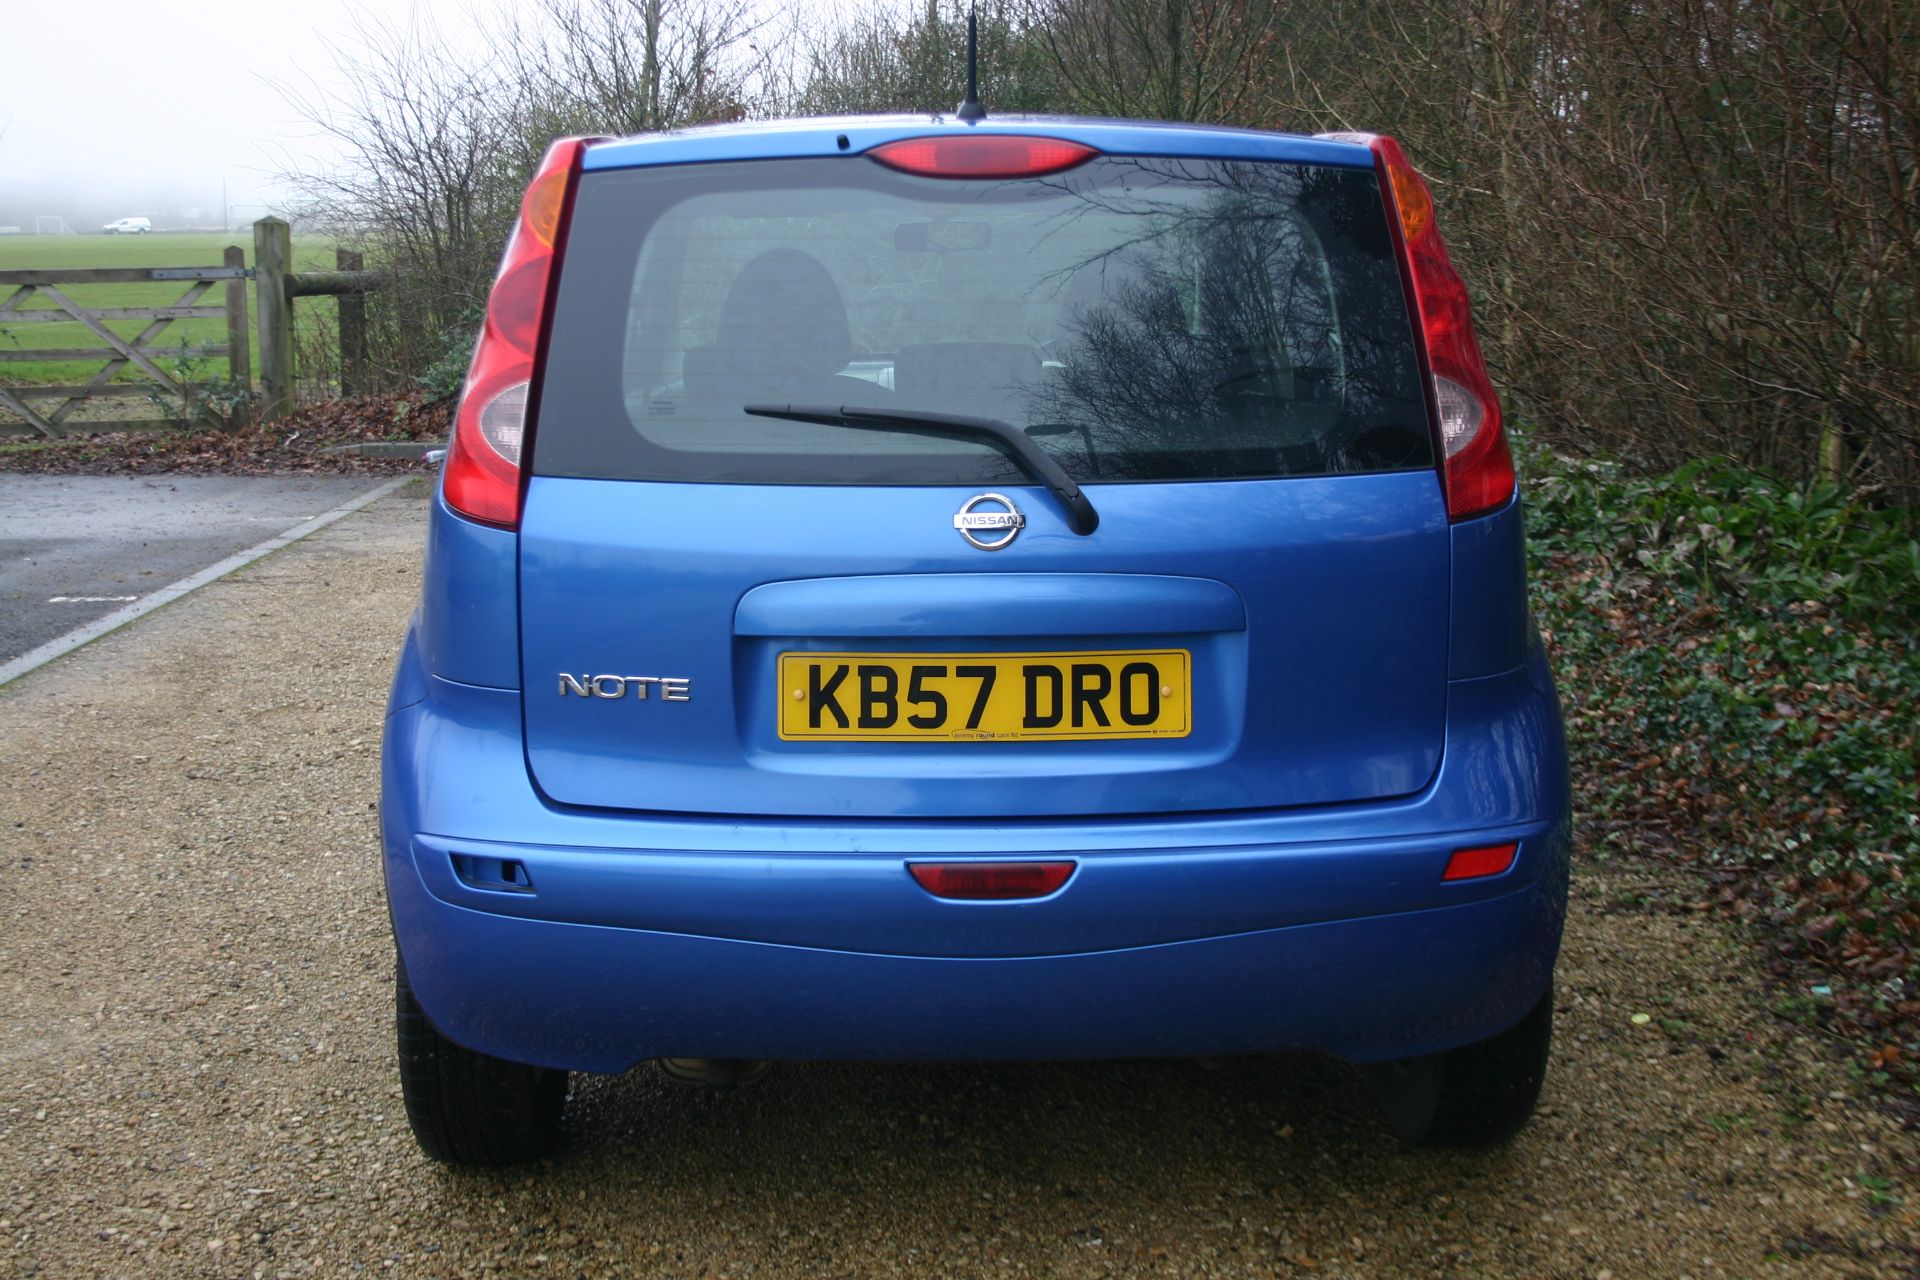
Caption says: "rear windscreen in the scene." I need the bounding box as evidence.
[534,154,1433,485]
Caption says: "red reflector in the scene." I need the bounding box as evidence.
[1442,842,1519,882]
[909,861,1076,900]
[870,136,1097,179]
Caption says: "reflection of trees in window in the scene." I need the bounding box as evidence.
[1029,161,1431,480]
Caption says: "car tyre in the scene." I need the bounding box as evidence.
[1367,987,1553,1148]
[396,959,568,1165]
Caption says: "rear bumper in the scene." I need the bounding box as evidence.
[390,864,1564,1072]
[382,630,1572,1072]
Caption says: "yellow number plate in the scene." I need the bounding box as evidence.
[777,650,1191,742]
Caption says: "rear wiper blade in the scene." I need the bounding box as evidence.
[742,404,1099,536]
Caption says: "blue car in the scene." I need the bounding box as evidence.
[382,114,1571,1164]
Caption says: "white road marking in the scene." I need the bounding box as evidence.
[0,477,415,688]
[48,595,140,604]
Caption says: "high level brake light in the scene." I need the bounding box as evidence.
[442,137,592,529]
[870,135,1097,179]
[1368,136,1515,522]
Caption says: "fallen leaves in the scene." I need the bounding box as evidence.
[0,394,449,477]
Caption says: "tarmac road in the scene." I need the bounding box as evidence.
[1,486,1915,1278]
[0,473,388,667]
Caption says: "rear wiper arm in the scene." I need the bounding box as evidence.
[742,404,1098,536]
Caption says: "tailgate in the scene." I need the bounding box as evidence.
[518,471,1448,818]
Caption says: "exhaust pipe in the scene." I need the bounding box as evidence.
[656,1058,770,1091]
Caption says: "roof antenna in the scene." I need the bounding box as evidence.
[955,8,986,122]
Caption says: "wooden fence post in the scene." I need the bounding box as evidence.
[253,218,293,421]
[223,245,252,426]
[336,247,367,396]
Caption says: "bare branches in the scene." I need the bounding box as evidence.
[1255,0,1920,496]
[505,0,777,135]
[268,0,1918,495]
[273,0,772,389]
[787,1,1058,118]
[1021,0,1278,122]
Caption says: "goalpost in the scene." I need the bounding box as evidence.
[33,216,74,235]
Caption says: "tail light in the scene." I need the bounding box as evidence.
[870,135,1097,179]
[1369,136,1514,522]
[442,137,591,528]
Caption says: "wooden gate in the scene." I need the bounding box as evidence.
[0,249,252,437]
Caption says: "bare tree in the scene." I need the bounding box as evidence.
[278,10,534,384]
[1024,0,1280,122]
[276,0,1920,498]
[278,0,774,390]
[1258,0,1920,496]
[789,0,1060,117]
[504,0,776,136]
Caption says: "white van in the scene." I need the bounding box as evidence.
[102,217,152,235]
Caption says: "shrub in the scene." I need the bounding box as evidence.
[1522,435,1919,1053]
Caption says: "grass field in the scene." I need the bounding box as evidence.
[0,232,338,413]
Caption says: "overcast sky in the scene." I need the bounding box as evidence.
[0,0,477,226]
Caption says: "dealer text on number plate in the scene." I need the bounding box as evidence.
[777,650,1191,742]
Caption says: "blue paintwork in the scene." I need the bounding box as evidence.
[582,115,1376,174]
[410,823,1552,958]
[389,643,1564,851]
[382,115,1573,1075]
[518,471,1450,817]
[417,488,520,690]
[381,632,1569,1069]
[1448,493,1531,679]
[388,862,1563,1071]
[736,573,1246,637]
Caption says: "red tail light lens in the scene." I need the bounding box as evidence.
[1442,842,1519,882]
[442,138,590,528]
[870,136,1098,179]
[908,861,1076,900]
[1370,136,1514,522]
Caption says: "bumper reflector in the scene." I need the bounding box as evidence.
[1442,842,1518,882]
[909,861,1075,900]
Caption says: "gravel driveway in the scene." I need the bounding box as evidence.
[3,484,1915,1278]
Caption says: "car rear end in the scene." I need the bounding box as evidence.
[381,118,1570,1160]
